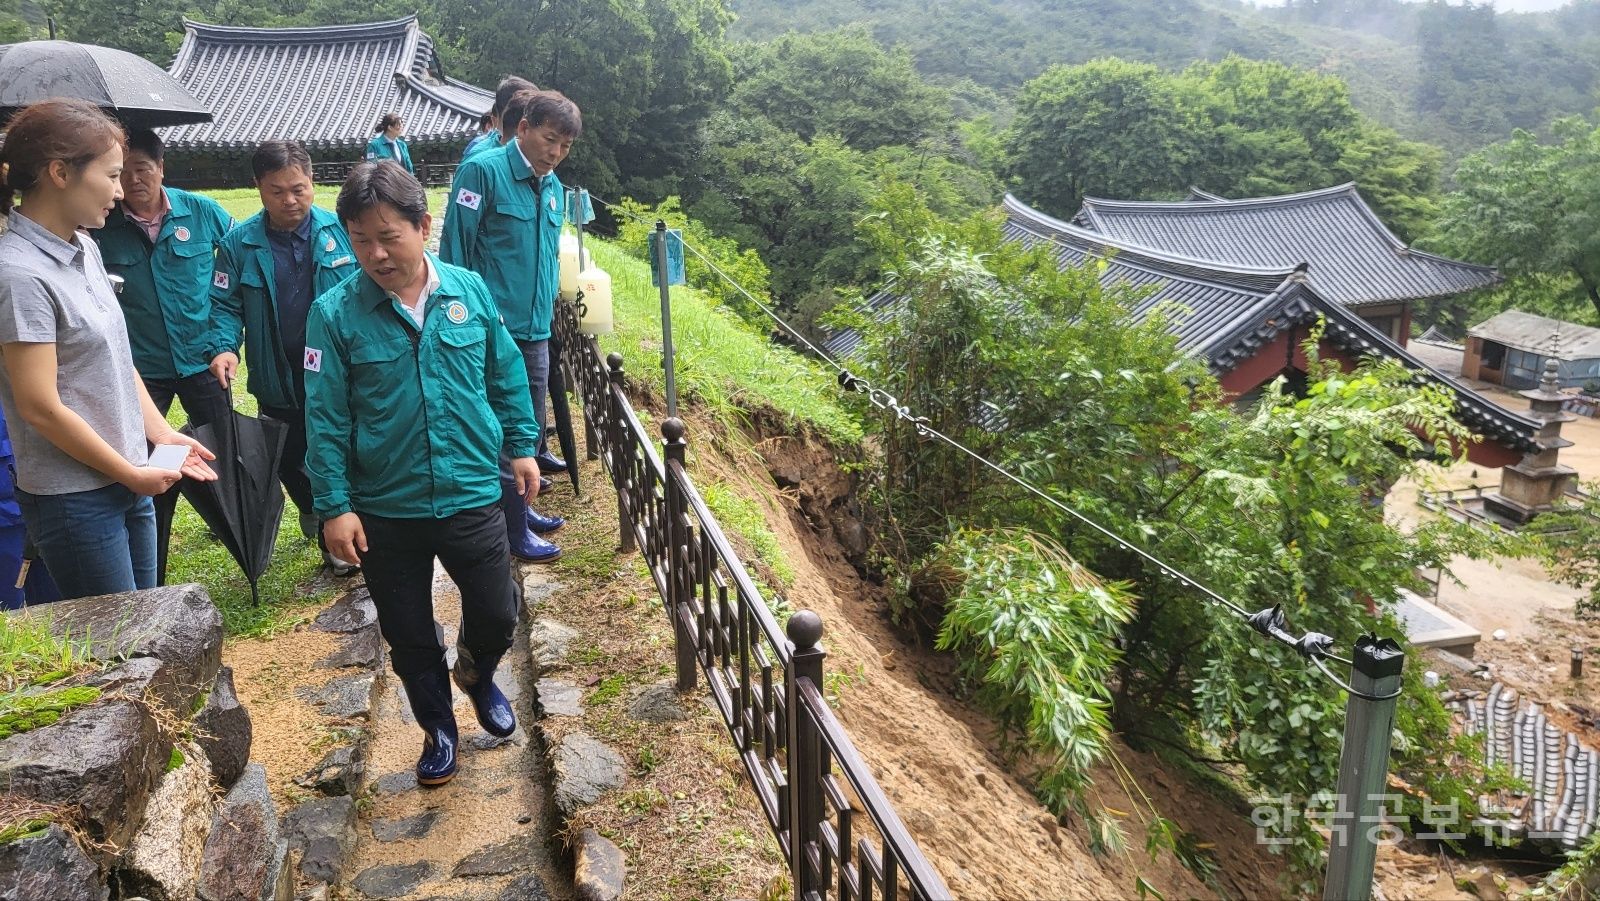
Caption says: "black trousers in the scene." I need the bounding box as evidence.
[358,503,519,679]
[260,405,313,517]
[144,372,230,429]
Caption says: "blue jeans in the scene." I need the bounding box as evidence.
[16,482,157,600]
[500,338,549,478]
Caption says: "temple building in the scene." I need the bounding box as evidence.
[825,190,1542,469]
[161,16,491,186]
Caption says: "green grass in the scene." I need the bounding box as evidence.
[0,615,102,740]
[203,186,450,225]
[585,240,862,446]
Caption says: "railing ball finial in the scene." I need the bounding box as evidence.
[662,416,687,443]
[606,351,624,373]
[787,609,824,651]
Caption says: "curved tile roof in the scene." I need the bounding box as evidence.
[823,195,1540,454]
[1074,184,1499,307]
[163,16,492,153]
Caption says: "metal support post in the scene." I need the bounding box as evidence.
[662,417,696,691]
[606,353,636,554]
[1323,635,1405,901]
[785,611,826,899]
[655,220,678,419]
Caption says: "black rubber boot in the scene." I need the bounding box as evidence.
[452,643,516,738]
[400,664,459,785]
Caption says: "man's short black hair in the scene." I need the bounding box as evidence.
[126,128,163,163]
[336,161,428,230]
[505,89,582,139]
[251,140,313,182]
[491,75,536,119]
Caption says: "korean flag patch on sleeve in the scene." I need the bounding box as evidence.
[304,347,323,373]
[455,188,482,211]
[213,270,230,290]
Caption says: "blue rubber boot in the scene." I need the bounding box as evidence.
[400,664,458,786]
[452,644,516,738]
[526,507,565,535]
[501,479,561,563]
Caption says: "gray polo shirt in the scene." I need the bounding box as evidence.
[0,212,147,494]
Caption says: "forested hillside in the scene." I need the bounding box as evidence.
[19,0,1600,328]
[730,0,1600,162]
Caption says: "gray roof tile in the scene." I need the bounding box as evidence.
[163,16,492,152]
[1073,184,1499,307]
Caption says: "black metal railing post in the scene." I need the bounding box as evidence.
[607,352,637,553]
[785,610,826,898]
[663,417,698,691]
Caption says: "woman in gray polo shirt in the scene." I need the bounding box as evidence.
[0,99,216,600]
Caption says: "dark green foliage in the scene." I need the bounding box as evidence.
[725,26,952,151]
[1004,56,1441,237]
[1430,116,1600,325]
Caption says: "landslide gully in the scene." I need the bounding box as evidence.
[744,421,1286,900]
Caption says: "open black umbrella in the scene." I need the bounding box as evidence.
[155,407,288,605]
[0,40,211,128]
[547,332,581,495]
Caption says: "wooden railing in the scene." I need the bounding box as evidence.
[554,299,952,901]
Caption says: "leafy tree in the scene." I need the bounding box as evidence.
[1004,56,1440,236]
[1004,58,1195,217]
[1432,116,1600,323]
[725,26,952,152]
[1533,480,1600,619]
[685,112,875,327]
[429,0,732,198]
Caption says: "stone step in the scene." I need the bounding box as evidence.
[341,563,572,900]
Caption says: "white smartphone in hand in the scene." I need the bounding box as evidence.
[148,444,191,472]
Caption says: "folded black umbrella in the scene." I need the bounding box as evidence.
[154,409,288,605]
[547,332,581,495]
[0,40,212,128]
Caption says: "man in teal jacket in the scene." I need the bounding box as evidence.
[305,161,541,786]
[93,128,233,427]
[210,141,361,575]
[460,76,533,163]
[440,88,582,563]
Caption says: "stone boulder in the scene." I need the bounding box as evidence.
[193,666,252,790]
[280,796,357,885]
[626,683,688,723]
[115,741,217,901]
[573,829,625,901]
[0,824,107,901]
[552,733,625,819]
[310,589,375,634]
[0,698,165,851]
[196,764,289,901]
[294,744,365,797]
[38,583,223,716]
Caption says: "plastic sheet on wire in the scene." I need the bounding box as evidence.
[565,188,595,225]
[649,228,687,287]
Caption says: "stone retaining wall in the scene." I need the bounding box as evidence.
[0,584,272,901]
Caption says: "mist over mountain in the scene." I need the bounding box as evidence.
[728,0,1600,160]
